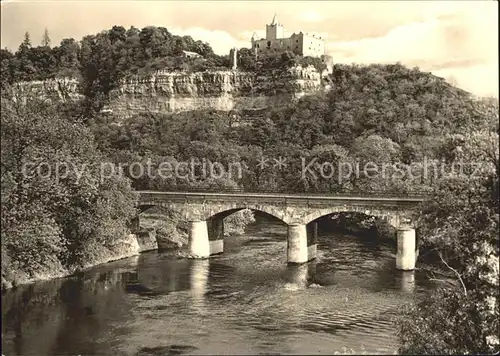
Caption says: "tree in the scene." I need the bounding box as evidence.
[28,45,57,79]
[398,124,499,354]
[41,27,51,47]
[13,32,38,81]
[1,90,137,287]
[55,38,80,77]
[19,31,31,52]
[79,33,121,115]
[0,49,15,89]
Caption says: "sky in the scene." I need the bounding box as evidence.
[1,0,498,97]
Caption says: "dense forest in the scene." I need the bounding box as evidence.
[1,25,498,354]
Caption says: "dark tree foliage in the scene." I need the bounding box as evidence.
[238,49,326,73]
[398,131,499,354]
[1,92,137,287]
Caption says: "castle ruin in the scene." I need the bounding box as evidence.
[230,14,333,72]
[251,14,325,59]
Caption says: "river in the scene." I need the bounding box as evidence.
[1,215,434,355]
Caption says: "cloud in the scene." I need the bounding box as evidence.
[170,27,247,55]
[424,58,490,72]
[327,5,498,97]
[327,18,446,64]
[240,30,266,42]
[297,10,323,23]
[433,64,499,98]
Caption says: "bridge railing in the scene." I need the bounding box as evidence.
[137,187,431,199]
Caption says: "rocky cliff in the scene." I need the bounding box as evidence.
[109,65,330,117]
[11,78,82,101]
[13,65,331,116]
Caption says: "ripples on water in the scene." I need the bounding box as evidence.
[1,216,434,355]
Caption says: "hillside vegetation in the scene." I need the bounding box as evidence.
[91,63,497,194]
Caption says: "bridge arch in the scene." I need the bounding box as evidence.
[200,204,287,224]
[137,205,158,214]
[299,206,410,229]
[136,202,288,225]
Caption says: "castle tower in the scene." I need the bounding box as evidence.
[266,13,284,40]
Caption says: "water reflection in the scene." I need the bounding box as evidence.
[399,271,416,294]
[189,259,209,307]
[1,217,434,356]
[1,257,141,356]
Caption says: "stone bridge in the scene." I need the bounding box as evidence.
[134,191,428,270]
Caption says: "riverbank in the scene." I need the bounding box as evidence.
[1,209,256,290]
[1,233,142,290]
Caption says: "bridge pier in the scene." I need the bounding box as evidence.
[207,218,224,255]
[286,264,310,288]
[396,228,416,271]
[287,224,316,264]
[188,221,210,258]
[307,222,318,261]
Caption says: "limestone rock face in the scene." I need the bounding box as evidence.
[108,66,328,117]
[14,65,329,117]
[11,78,81,101]
[135,230,159,252]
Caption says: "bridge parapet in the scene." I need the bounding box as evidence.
[137,190,425,227]
[138,191,427,204]
[137,187,430,197]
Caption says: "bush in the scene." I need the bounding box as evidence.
[224,209,256,236]
[398,128,499,354]
[1,93,138,286]
[399,287,499,354]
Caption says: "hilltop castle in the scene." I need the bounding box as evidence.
[251,14,325,59]
[229,14,333,72]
